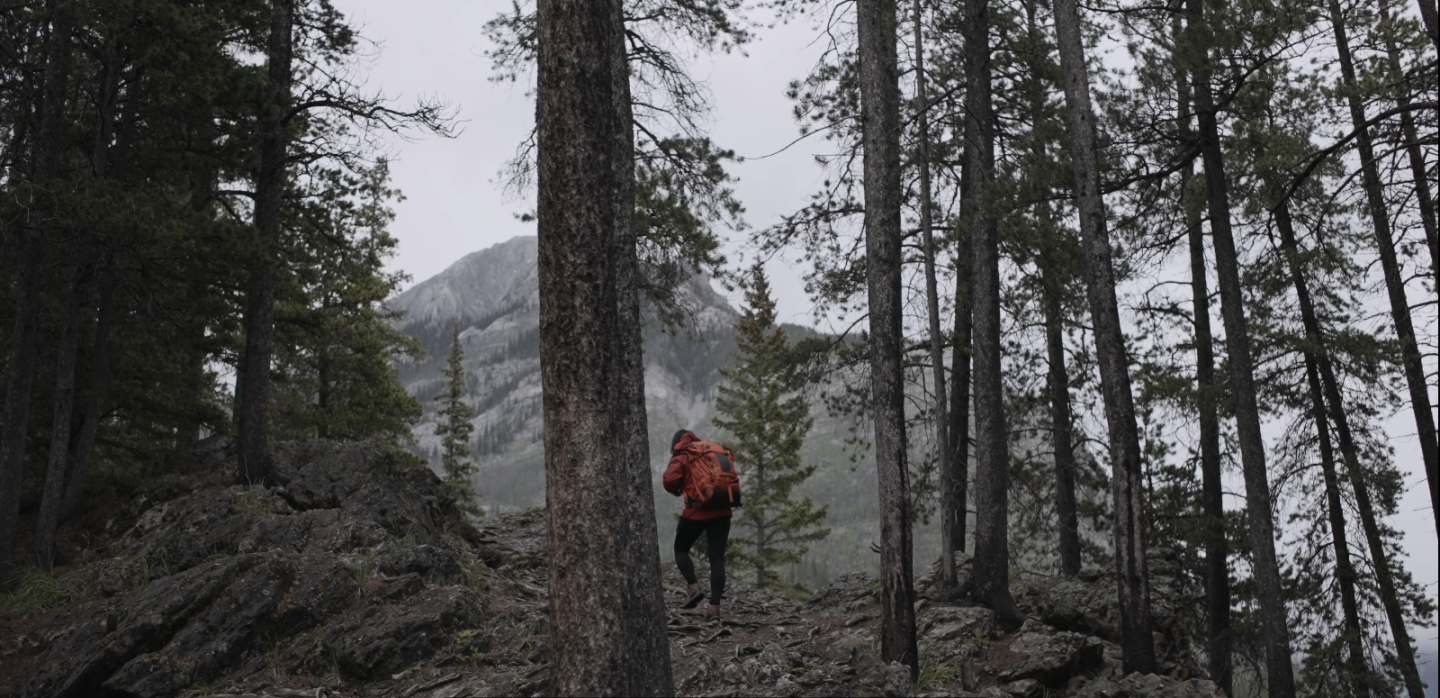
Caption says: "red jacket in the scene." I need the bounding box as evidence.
[663,432,732,521]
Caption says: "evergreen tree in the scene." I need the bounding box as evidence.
[434,322,479,515]
[713,264,829,595]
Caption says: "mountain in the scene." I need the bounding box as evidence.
[389,236,739,512]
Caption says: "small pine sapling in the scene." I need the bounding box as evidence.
[713,264,829,595]
[435,322,481,515]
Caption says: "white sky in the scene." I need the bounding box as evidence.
[335,0,1436,685]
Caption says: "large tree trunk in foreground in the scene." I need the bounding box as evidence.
[1276,203,1425,698]
[1188,4,1294,690]
[236,0,295,486]
[1327,0,1440,548]
[0,0,75,580]
[1050,0,1155,672]
[33,263,87,570]
[856,0,918,676]
[912,0,954,594]
[963,0,1023,629]
[536,0,673,693]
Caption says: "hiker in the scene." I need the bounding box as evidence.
[663,429,741,622]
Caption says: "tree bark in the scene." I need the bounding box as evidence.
[1304,351,1372,698]
[1050,0,1155,672]
[1327,0,1440,547]
[1041,268,1081,578]
[1187,4,1295,692]
[912,0,954,593]
[856,0,918,676]
[1413,0,1440,54]
[962,0,1023,629]
[60,263,116,525]
[946,224,973,572]
[536,0,674,692]
[33,262,87,570]
[0,0,75,580]
[1177,63,1231,693]
[1377,0,1439,287]
[1276,203,1425,698]
[1187,179,1232,696]
[236,0,294,486]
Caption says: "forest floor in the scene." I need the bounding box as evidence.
[1,440,1226,698]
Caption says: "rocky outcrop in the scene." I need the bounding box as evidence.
[14,441,504,698]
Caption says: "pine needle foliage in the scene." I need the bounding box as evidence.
[435,323,480,515]
[713,265,829,595]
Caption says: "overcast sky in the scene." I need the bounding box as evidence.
[333,0,1437,681]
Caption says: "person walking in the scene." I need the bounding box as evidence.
[663,429,741,622]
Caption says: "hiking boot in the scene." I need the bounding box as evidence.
[703,603,721,622]
[682,584,705,609]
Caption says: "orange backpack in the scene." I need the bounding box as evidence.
[681,441,743,509]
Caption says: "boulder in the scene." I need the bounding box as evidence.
[979,621,1104,689]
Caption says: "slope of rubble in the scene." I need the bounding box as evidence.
[1,440,1224,698]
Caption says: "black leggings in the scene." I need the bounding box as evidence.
[674,516,730,605]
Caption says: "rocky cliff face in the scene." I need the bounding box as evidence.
[0,439,1219,698]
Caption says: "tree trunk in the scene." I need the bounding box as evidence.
[963,0,1023,629]
[1328,0,1440,546]
[536,0,673,692]
[1378,0,1439,286]
[912,0,954,594]
[1304,350,1372,697]
[1188,4,1295,692]
[1022,8,1080,577]
[1413,0,1440,54]
[60,262,116,525]
[236,0,294,486]
[856,0,918,676]
[33,262,87,570]
[1176,61,1231,693]
[0,0,75,580]
[1050,0,1155,672]
[1041,268,1081,577]
[1187,177,1232,696]
[1276,202,1426,698]
[945,224,973,573]
[1378,0,1440,480]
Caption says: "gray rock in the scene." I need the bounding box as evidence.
[26,551,358,698]
[918,604,998,663]
[1070,673,1227,698]
[987,621,1104,688]
[21,442,489,698]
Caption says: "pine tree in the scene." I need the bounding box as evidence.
[434,322,479,515]
[713,265,830,595]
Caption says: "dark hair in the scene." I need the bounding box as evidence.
[670,429,694,451]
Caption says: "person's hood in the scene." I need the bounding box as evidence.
[673,432,701,455]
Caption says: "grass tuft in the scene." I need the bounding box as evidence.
[1,566,93,616]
